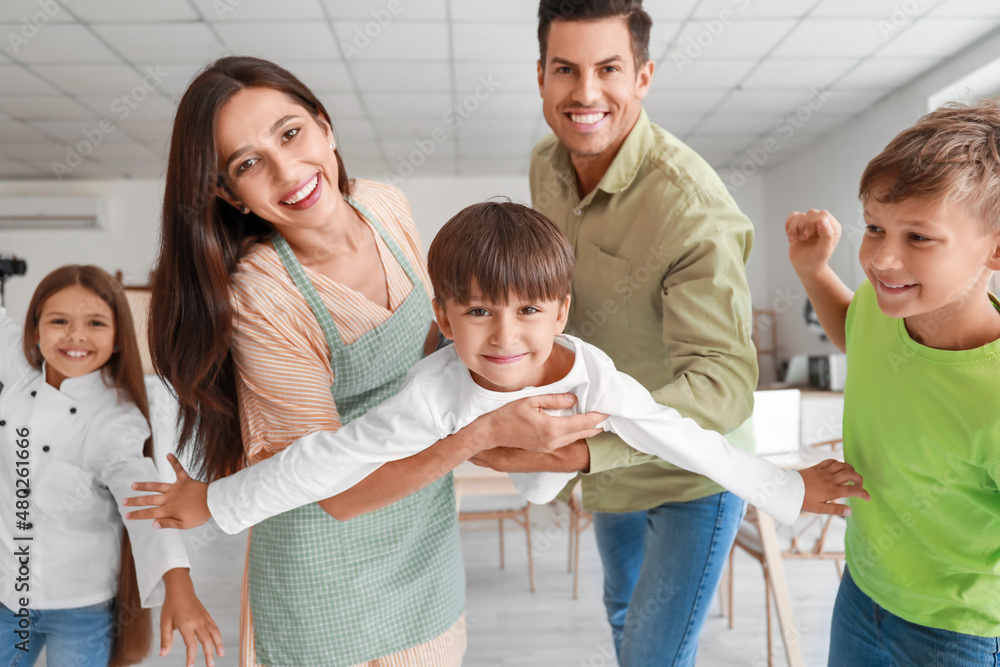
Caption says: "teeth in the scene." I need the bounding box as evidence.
[570,112,605,125]
[283,175,318,205]
[882,280,912,289]
[65,350,89,358]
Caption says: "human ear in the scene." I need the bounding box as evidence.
[537,59,545,97]
[554,294,572,334]
[986,232,1000,272]
[634,59,654,100]
[433,299,455,340]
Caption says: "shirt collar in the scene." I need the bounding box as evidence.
[39,360,111,400]
[549,107,654,202]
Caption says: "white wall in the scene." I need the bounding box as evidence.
[760,28,1000,366]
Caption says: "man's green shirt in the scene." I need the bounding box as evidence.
[529,109,759,512]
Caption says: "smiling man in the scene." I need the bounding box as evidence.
[526,1,760,664]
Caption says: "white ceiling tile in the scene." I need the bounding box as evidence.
[331,118,375,142]
[364,93,451,118]
[741,58,858,90]
[191,0,326,22]
[333,21,448,61]
[643,90,728,115]
[452,23,540,62]
[0,120,52,141]
[927,0,1000,18]
[648,21,683,61]
[382,139,456,158]
[834,57,942,89]
[877,18,1000,58]
[454,62,539,93]
[351,62,450,93]
[36,159,120,179]
[451,0,536,22]
[0,1,73,23]
[317,93,365,118]
[336,139,383,159]
[214,22,339,62]
[76,93,178,121]
[655,58,758,91]
[714,89,821,116]
[27,120,134,144]
[455,92,539,117]
[692,0,820,19]
[810,0,931,18]
[322,0,447,22]
[459,139,531,157]
[0,160,47,178]
[285,62,354,93]
[136,62,204,97]
[70,1,201,22]
[0,95,96,119]
[456,117,539,139]
[1,140,72,160]
[114,119,173,146]
[457,156,529,176]
[771,19,889,58]
[641,113,704,137]
[792,113,853,135]
[816,88,886,115]
[92,23,224,64]
[0,24,119,63]
[90,141,161,160]
[31,64,154,94]
[115,159,166,178]
[370,117,450,140]
[667,20,795,60]
[0,65,58,93]
[646,0,700,21]
[696,113,777,136]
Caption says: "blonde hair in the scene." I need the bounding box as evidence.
[859,99,1000,230]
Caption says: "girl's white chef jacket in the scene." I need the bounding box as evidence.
[0,309,189,610]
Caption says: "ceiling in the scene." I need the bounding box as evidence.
[0,0,998,181]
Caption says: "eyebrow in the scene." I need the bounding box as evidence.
[223,114,302,173]
[863,211,933,228]
[550,55,624,68]
[44,311,111,319]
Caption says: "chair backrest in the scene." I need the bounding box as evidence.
[751,389,801,456]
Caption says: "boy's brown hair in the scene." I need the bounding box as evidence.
[537,0,652,74]
[859,98,1000,230]
[428,201,574,306]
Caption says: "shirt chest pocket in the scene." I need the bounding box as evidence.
[573,242,632,331]
[35,460,103,514]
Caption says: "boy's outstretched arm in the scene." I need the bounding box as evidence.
[786,209,854,352]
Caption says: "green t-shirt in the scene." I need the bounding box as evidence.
[844,279,1000,636]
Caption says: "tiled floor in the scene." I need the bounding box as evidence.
[113,503,843,667]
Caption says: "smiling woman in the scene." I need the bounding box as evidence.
[141,56,603,667]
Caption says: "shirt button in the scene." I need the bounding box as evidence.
[574,209,582,216]
[0,420,5,426]
[42,446,50,452]
[30,391,36,397]
[70,407,77,414]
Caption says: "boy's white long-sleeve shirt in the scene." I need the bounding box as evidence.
[0,309,190,610]
[208,335,804,532]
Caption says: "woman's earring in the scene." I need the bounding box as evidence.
[113,345,119,352]
[241,206,249,214]
[330,142,336,151]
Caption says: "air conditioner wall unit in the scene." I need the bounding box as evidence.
[0,195,106,230]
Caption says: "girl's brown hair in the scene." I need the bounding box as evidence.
[149,56,352,482]
[23,265,153,666]
[859,98,1000,230]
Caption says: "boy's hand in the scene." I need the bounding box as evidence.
[471,441,591,473]
[799,459,870,516]
[786,209,842,277]
[123,453,211,529]
[160,568,224,667]
[476,394,606,453]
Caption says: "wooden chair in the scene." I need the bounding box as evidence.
[452,462,535,591]
[566,480,593,599]
[724,389,845,667]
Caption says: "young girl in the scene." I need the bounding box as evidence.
[0,265,223,667]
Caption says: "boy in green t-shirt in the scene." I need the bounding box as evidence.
[786,100,1000,665]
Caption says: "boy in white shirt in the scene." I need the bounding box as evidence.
[125,202,867,534]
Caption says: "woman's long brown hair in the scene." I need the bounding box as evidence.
[23,265,153,666]
[149,56,352,482]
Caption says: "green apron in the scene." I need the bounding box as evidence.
[248,197,465,666]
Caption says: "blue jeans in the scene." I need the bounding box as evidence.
[0,600,114,667]
[592,491,745,667]
[829,568,1000,666]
